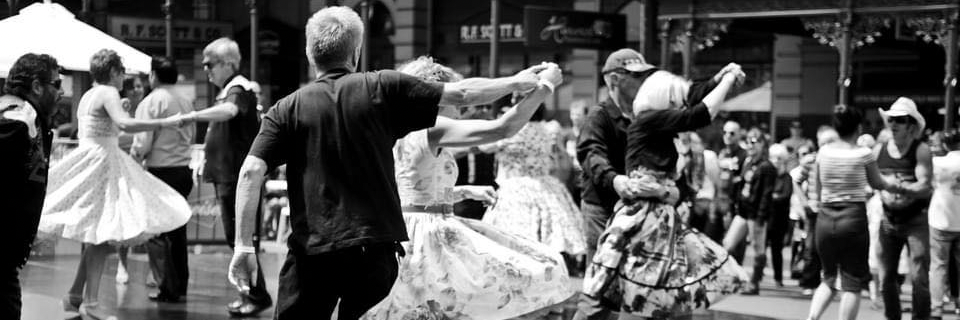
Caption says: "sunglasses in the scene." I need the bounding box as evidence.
[603,68,644,78]
[889,116,912,125]
[202,61,221,69]
[48,79,62,90]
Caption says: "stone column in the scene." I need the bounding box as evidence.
[570,0,602,104]
[394,0,430,67]
[946,6,959,131]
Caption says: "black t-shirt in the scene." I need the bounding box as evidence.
[203,74,261,184]
[248,69,442,254]
[626,102,711,173]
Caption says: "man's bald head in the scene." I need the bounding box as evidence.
[723,121,741,146]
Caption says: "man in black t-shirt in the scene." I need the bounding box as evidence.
[0,53,62,319]
[180,37,270,317]
[226,7,544,320]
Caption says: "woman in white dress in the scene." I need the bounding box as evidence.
[38,49,191,319]
[363,57,574,320]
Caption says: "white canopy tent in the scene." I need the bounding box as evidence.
[719,81,771,112]
[0,1,151,77]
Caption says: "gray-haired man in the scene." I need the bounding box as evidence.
[226,6,551,320]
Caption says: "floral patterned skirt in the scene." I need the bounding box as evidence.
[582,170,748,318]
[483,176,587,255]
[363,211,575,320]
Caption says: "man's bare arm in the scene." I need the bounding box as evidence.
[234,156,268,247]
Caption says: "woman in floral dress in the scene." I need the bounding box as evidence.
[481,107,588,258]
[362,57,574,320]
[578,68,748,319]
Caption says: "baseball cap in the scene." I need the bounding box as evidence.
[601,49,656,74]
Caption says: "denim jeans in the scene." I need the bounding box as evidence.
[878,213,930,320]
[930,227,960,317]
[581,201,612,265]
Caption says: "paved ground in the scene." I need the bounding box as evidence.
[19,247,958,320]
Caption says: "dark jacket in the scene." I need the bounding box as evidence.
[577,73,719,212]
[0,97,51,268]
[737,156,777,221]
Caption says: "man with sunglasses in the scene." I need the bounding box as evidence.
[874,97,934,320]
[177,37,272,317]
[0,53,62,319]
[717,120,748,247]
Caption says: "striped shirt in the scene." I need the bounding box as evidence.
[817,144,875,203]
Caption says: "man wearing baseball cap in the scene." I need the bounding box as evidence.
[874,97,934,320]
[575,48,742,320]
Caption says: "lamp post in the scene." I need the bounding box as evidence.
[947,3,960,131]
[248,0,257,81]
[360,0,370,72]
[490,0,499,77]
[163,0,172,58]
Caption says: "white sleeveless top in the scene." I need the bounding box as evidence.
[930,151,960,231]
[393,129,459,206]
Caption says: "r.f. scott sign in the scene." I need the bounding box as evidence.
[524,6,625,49]
[109,17,233,44]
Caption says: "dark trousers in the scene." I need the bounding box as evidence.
[799,210,822,289]
[0,265,20,320]
[703,198,728,243]
[276,243,400,320]
[146,167,192,298]
[687,199,710,233]
[878,213,930,320]
[581,201,612,265]
[215,183,271,304]
[767,219,789,283]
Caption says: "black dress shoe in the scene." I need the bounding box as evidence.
[227,297,272,317]
[148,292,183,303]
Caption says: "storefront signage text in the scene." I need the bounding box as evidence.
[460,23,524,44]
[109,17,233,43]
[524,6,625,49]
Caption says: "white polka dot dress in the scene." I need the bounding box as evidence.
[38,86,191,245]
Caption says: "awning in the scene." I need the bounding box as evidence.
[719,81,771,112]
[0,2,151,77]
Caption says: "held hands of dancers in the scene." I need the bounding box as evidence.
[536,63,563,92]
[512,62,562,93]
[228,245,259,293]
[714,63,746,86]
[613,175,679,203]
[455,185,498,206]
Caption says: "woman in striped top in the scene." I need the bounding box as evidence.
[806,105,906,320]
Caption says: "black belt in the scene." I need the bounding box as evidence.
[401,204,454,214]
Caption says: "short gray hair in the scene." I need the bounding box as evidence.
[397,56,463,83]
[203,37,242,71]
[305,6,364,71]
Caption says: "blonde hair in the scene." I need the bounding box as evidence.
[397,56,463,83]
[632,70,690,115]
[203,37,241,71]
[305,6,364,70]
